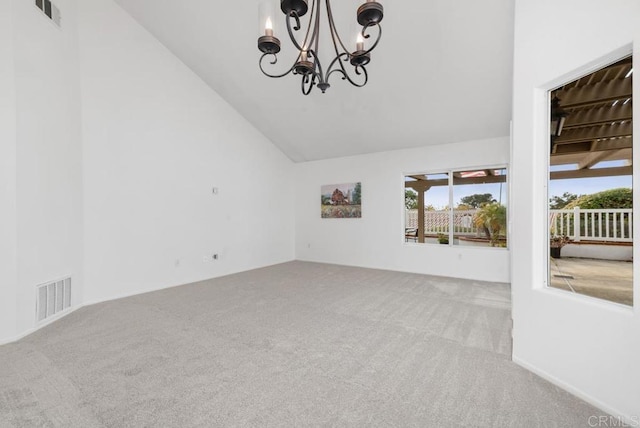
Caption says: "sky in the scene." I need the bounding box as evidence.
[548,175,632,200]
[410,170,508,210]
[415,172,631,210]
[424,182,508,210]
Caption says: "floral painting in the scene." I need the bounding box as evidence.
[321,182,362,218]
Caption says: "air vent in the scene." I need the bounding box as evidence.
[34,0,62,27]
[36,277,72,323]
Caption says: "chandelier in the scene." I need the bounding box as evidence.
[257,0,384,95]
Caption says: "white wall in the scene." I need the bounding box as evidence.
[11,0,84,339]
[0,0,18,342]
[0,0,294,344]
[78,0,295,304]
[295,137,510,283]
[512,0,640,421]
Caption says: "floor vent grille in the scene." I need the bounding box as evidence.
[37,277,71,323]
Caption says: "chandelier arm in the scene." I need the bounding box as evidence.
[324,2,352,86]
[324,0,353,57]
[259,53,296,78]
[360,24,382,55]
[285,0,317,55]
[325,52,348,76]
[313,0,320,59]
[307,49,325,83]
[285,13,304,52]
[325,68,346,82]
[326,66,368,88]
[301,73,316,95]
[325,53,368,87]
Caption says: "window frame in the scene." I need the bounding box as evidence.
[403,164,509,249]
[543,53,634,307]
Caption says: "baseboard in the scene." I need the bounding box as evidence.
[0,305,83,346]
[81,285,175,308]
[81,259,296,308]
[295,258,510,285]
[0,331,33,346]
[512,355,634,425]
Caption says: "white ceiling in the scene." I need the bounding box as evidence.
[113,0,515,162]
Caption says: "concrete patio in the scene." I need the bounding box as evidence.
[549,257,633,306]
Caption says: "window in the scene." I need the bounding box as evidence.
[547,55,633,306]
[405,167,508,248]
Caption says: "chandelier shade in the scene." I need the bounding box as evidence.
[257,0,384,95]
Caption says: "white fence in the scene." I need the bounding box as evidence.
[406,207,633,242]
[550,207,632,242]
[405,209,480,235]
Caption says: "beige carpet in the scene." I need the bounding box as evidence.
[0,261,606,427]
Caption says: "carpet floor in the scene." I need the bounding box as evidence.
[0,261,606,427]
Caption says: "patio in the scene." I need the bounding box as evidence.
[549,257,633,306]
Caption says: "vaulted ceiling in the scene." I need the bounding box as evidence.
[113,0,515,162]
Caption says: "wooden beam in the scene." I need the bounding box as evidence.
[405,180,445,191]
[563,103,632,129]
[591,137,633,152]
[550,147,632,166]
[553,148,631,165]
[453,176,506,185]
[555,121,632,145]
[408,175,427,181]
[556,78,632,108]
[552,141,592,155]
[550,166,632,180]
[418,190,425,243]
[576,150,617,170]
[405,175,506,191]
[551,138,633,156]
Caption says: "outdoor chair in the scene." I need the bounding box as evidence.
[405,228,418,242]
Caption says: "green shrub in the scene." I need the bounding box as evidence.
[565,188,632,209]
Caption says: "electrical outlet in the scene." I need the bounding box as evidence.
[203,254,219,262]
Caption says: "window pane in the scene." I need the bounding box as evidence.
[547,55,633,306]
[404,172,450,244]
[452,168,507,247]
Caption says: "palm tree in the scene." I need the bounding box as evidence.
[473,203,507,247]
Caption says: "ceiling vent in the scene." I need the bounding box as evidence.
[34,0,62,27]
[36,277,72,323]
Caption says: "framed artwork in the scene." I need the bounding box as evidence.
[321,182,362,218]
